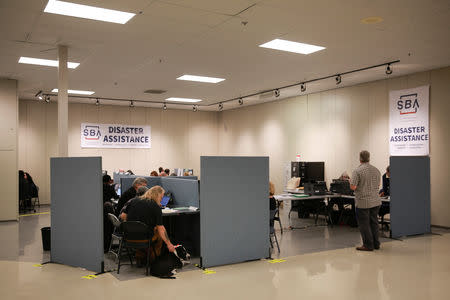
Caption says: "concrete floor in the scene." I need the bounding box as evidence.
[1,205,449,299]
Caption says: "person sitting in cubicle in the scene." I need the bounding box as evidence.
[158,167,165,176]
[115,177,148,215]
[119,186,148,216]
[103,175,119,204]
[120,185,175,261]
[164,168,170,176]
[378,165,390,219]
[150,171,159,176]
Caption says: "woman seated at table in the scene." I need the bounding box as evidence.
[120,186,175,255]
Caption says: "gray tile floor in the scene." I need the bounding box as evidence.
[0,204,418,281]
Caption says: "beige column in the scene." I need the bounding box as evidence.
[58,45,69,157]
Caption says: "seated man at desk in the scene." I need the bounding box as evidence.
[103,175,119,203]
[115,177,148,215]
[379,165,390,219]
[120,185,175,254]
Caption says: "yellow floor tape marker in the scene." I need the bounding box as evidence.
[20,212,50,217]
[81,275,98,280]
[203,269,216,274]
[33,264,43,267]
[268,259,286,264]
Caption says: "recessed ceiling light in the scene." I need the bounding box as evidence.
[52,89,95,95]
[361,17,384,24]
[166,97,202,103]
[259,39,325,55]
[19,57,80,69]
[177,75,225,83]
[44,0,135,24]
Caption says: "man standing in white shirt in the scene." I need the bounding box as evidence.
[350,150,381,251]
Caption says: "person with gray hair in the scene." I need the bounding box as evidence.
[115,177,148,215]
[350,150,381,251]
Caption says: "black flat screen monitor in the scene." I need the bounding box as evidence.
[305,162,324,183]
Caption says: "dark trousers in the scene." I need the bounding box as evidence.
[356,206,380,249]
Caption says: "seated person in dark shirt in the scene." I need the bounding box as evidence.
[121,185,175,253]
[103,175,119,203]
[379,166,390,218]
[379,166,390,197]
[269,181,276,210]
[115,177,148,215]
[119,186,148,215]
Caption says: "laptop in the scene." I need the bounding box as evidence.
[161,195,170,208]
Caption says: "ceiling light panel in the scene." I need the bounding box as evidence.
[166,97,202,103]
[52,89,95,95]
[44,0,136,24]
[259,39,325,55]
[19,57,80,69]
[177,75,225,83]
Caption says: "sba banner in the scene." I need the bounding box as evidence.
[81,123,151,149]
[389,85,429,156]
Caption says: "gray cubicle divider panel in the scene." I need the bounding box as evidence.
[390,156,430,238]
[50,157,103,273]
[113,172,135,184]
[200,156,269,268]
[160,177,199,207]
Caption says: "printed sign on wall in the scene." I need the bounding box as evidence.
[81,123,151,149]
[389,85,429,156]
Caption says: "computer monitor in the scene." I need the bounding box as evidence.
[161,195,170,207]
[305,162,324,183]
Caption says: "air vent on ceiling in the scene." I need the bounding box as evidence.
[144,89,167,94]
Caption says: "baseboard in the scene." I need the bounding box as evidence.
[431,224,450,230]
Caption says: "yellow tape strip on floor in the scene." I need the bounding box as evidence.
[81,275,98,280]
[20,212,50,217]
[268,259,286,264]
[203,269,216,274]
[33,264,43,267]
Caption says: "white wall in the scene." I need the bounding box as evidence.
[218,67,450,227]
[0,79,18,221]
[18,66,450,226]
[18,103,218,205]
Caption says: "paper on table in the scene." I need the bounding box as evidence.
[188,206,198,211]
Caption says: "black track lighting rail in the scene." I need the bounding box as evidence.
[39,60,399,110]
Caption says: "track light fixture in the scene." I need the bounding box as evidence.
[218,102,223,111]
[300,83,306,92]
[385,64,393,75]
[45,96,50,103]
[274,89,280,97]
[129,100,134,108]
[163,103,167,110]
[35,90,43,100]
[335,74,342,85]
[238,98,244,105]
[95,98,100,106]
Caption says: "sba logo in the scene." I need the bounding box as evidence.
[83,125,101,140]
[397,93,419,115]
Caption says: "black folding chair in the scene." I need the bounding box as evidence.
[117,221,152,276]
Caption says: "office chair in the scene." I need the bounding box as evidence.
[269,210,280,253]
[32,186,40,207]
[107,213,123,260]
[273,202,283,234]
[117,221,152,276]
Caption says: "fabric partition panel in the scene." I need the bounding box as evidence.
[50,157,103,273]
[176,176,198,180]
[160,177,199,207]
[113,172,135,184]
[390,156,431,238]
[200,156,269,268]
